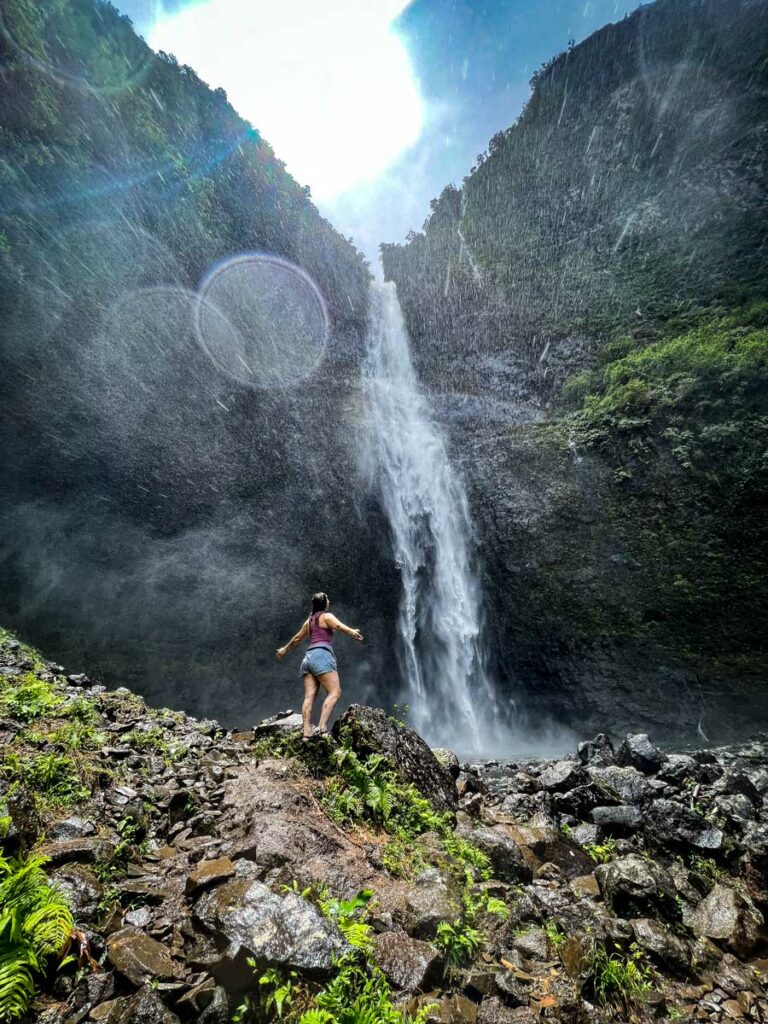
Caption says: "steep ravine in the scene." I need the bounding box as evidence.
[1,627,767,1024]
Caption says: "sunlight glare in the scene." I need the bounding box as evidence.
[150,0,422,200]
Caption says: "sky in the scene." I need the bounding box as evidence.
[114,0,645,266]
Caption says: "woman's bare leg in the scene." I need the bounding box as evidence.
[316,671,341,733]
[302,674,320,738]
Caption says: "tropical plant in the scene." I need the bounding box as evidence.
[0,853,74,1022]
[589,941,653,1008]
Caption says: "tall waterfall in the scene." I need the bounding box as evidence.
[362,281,512,755]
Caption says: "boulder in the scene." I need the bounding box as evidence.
[402,868,461,939]
[631,918,690,972]
[595,854,677,919]
[185,857,235,894]
[48,816,97,841]
[372,931,441,993]
[615,734,668,774]
[510,927,549,961]
[536,760,584,793]
[644,799,723,850]
[253,710,302,737]
[334,705,456,812]
[577,734,615,767]
[125,986,181,1024]
[50,863,104,922]
[687,884,765,958]
[456,825,531,884]
[37,836,115,865]
[478,1000,536,1024]
[590,805,643,834]
[588,765,652,805]
[194,878,348,986]
[502,824,593,881]
[432,748,461,779]
[107,928,183,986]
[494,969,530,1005]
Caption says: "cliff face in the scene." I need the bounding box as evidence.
[383,0,768,742]
[0,0,397,724]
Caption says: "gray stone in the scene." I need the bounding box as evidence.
[577,734,615,767]
[616,734,668,774]
[644,799,723,850]
[48,816,97,841]
[595,854,677,919]
[50,863,104,922]
[253,710,302,737]
[456,825,531,884]
[403,868,462,939]
[194,878,348,983]
[432,748,461,779]
[107,928,183,986]
[478,999,536,1024]
[588,765,652,805]
[687,884,765,958]
[630,918,690,972]
[372,931,441,993]
[590,805,642,833]
[510,927,549,960]
[334,705,457,812]
[38,836,115,865]
[537,760,584,793]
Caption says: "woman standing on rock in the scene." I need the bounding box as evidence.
[276,592,363,741]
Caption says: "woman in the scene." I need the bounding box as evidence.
[276,592,363,741]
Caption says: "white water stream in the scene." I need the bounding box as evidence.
[362,281,512,754]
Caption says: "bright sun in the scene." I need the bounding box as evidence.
[149,0,422,201]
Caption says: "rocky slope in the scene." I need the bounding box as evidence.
[382,0,768,740]
[2,627,767,1024]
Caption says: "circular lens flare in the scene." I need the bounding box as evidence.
[195,254,330,389]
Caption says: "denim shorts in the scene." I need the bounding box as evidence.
[300,645,337,677]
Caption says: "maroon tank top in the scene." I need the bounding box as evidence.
[308,612,334,648]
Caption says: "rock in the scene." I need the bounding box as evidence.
[570,874,601,898]
[478,1001,536,1024]
[615,734,668,774]
[433,748,461,779]
[334,705,456,812]
[37,837,115,866]
[558,934,591,980]
[48,817,97,841]
[510,927,549,960]
[253,710,302,737]
[595,854,677,919]
[107,928,183,986]
[408,993,479,1023]
[590,805,642,833]
[688,884,765,958]
[631,918,690,972]
[587,765,652,805]
[50,863,104,922]
[568,823,598,847]
[194,878,348,987]
[501,824,593,881]
[124,906,152,929]
[198,985,230,1024]
[125,986,180,1024]
[185,857,235,894]
[372,931,441,993]
[577,734,615,767]
[494,969,530,1005]
[644,799,724,850]
[715,793,756,822]
[536,760,584,793]
[456,825,531,883]
[403,868,461,939]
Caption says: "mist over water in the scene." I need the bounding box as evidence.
[362,281,514,756]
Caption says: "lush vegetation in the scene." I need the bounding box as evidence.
[588,941,654,1009]
[0,853,74,1023]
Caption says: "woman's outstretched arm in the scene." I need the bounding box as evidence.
[324,613,364,642]
[276,619,309,659]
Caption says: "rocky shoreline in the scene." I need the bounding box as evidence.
[1,627,766,1023]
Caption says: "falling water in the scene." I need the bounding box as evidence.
[362,281,512,755]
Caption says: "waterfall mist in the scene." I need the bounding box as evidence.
[362,281,515,756]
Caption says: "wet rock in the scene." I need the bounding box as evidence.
[124,906,152,929]
[253,710,302,737]
[577,733,615,767]
[688,884,765,958]
[558,934,591,980]
[536,760,584,793]
[194,877,348,986]
[568,822,598,847]
[38,836,115,866]
[631,918,690,972]
[587,765,652,805]
[590,804,642,833]
[595,854,677,919]
[433,748,461,779]
[50,863,104,922]
[185,857,235,894]
[456,825,531,884]
[334,705,457,812]
[715,793,756,822]
[408,993,479,1022]
[48,816,96,841]
[615,734,668,774]
[510,927,549,960]
[644,799,724,850]
[502,824,593,880]
[125,985,180,1023]
[107,928,183,986]
[403,868,461,939]
[372,931,441,993]
[494,969,530,1005]
[478,1000,536,1024]
[198,985,230,1024]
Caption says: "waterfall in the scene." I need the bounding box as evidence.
[362,281,512,755]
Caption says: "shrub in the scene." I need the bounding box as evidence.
[589,942,653,1008]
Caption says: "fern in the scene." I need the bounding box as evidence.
[0,854,74,1022]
